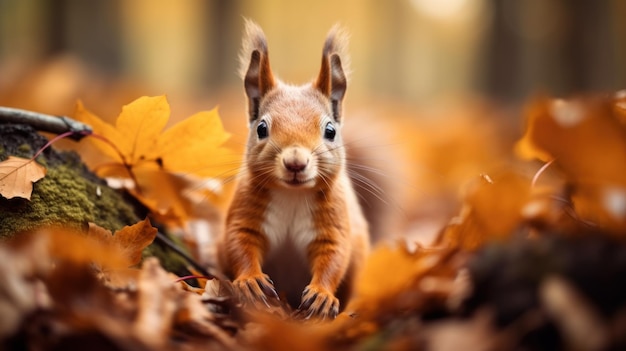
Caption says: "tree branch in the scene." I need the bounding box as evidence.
[0,106,92,140]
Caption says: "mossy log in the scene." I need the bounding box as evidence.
[0,124,141,237]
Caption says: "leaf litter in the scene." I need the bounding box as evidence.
[2,92,626,350]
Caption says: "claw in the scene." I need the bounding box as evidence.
[298,288,314,311]
[233,274,279,308]
[297,284,339,319]
[257,277,279,299]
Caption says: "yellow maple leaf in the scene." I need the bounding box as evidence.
[72,96,237,224]
[0,156,47,200]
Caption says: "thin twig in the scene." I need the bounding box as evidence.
[155,231,227,281]
[0,106,92,140]
[175,275,215,283]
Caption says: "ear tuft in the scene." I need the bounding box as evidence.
[239,19,269,79]
[321,24,351,79]
[315,24,351,122]
[240,19,275,121]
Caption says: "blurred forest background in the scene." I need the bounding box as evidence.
[1,0,625,109]
[1,0,625,243]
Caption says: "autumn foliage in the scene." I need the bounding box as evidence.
[2,88,626,350]
[72,95,236,225]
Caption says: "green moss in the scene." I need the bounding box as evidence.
[0,162,139,238]
[16,144,33,157]
[0,124,193,275]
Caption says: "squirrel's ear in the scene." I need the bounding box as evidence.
[315,25,350,123]
[240,20,275,122]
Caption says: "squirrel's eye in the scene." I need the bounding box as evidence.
[324,122,336,141]
[257,120,268,139]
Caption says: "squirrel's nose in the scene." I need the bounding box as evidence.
[283,159,308,173]
[281,147,311,173]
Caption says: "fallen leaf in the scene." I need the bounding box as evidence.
[346,243,457,321]
[438,172,532,250]
[72,96,236,224]
[88,218,158,266]
[0,156,47,200]
[134,257,178,348]
[44,226,130,269]
[515,94,626,231]
[516,95,626,185]
[122,167,222,227]
[111,218,158,265]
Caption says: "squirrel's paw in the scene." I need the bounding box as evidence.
[233,274,279,307]
[297,284,339,319]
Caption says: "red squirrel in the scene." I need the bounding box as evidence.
[218,20,370,319]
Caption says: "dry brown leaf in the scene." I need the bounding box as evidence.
[123,168,223,226]
[516,95,626,185]
[246,319,328,351]
[88,218,157,267]
[0,156,47,200]
[43,226,129,269]
[515,95,626,231]
[134,257,178,348]
[346,243,457,321]
[438,172,532,250]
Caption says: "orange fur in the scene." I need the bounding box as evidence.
[218,20,369,318]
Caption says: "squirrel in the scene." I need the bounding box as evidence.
[218,20,370,319]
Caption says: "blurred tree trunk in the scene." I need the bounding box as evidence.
[483,0,623,103]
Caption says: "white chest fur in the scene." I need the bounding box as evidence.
[262,190,318,256]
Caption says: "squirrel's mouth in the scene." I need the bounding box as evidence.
[281,174,314,187]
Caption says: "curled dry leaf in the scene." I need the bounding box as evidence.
[0,156,46,200]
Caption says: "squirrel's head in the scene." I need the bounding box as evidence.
[239,20,350,190]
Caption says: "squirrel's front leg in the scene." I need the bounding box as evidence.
[225,227,279,307]
[298,231,350,319]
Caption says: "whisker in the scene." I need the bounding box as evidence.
[346,163,397,179]
[316,170,331,202]
[348,171,389,206]
[249,163,276,193]
[343,139,405,150]
[268,140,282,154]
